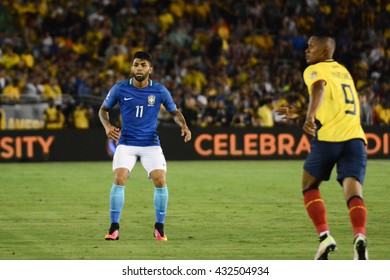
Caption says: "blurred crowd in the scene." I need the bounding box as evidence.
[0,0,389,130]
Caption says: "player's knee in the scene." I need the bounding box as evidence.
[150,170,166,187]
[113,167,129,184]
[153,177,166,188]
[302,170,320,191]
[114,172,128,186]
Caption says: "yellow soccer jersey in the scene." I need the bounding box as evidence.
[303,60,367,143]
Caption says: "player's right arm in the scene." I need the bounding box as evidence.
[275,105,306,119]
[99,86,121,141]
[99,104,120,141]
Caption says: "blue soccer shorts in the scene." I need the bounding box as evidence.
[304,138,367,185]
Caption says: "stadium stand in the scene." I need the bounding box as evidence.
[0,0,388,129]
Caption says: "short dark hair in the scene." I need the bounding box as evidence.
[263,97,273,104]
[133,51,152,63]
[312,30,335,40]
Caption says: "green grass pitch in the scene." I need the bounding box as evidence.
[0,160,389,260]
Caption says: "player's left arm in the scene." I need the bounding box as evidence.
[304,80,325,136]
[161,86,191,142]
[170,109,191,142]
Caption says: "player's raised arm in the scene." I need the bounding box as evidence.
[170,109,191,142]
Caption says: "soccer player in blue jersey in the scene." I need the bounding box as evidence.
[276,33,368,260]
[98,51,191,241]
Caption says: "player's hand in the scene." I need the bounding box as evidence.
[275,105,301,119]
[181,126,191,142]
[105,125,121,141]
[303,118,316,137]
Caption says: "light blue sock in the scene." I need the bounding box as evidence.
[110,184,125,223]
[154,185,168,224]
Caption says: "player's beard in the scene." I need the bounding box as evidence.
[133,72,148,82]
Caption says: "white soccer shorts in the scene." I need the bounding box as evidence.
[112,145,167,177]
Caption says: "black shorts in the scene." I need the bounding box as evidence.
[304,138,367,185]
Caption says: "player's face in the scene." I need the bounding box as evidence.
[305,37,325,65]
[131,58,152,82]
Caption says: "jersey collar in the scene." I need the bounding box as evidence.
[129,78,153,86]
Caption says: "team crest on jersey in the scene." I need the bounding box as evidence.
[309,71,317,79]
[148,95,155,106]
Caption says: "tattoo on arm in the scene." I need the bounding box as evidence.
[98,104,111,127]
[171,110,187,128]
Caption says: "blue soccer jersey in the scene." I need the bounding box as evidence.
[103,78,177,146]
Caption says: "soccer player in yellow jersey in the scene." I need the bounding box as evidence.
[276,33,368,260]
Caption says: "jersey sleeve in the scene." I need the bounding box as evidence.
[303,64,327,95]
[103,84,120,109]
[160,86,177,113]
